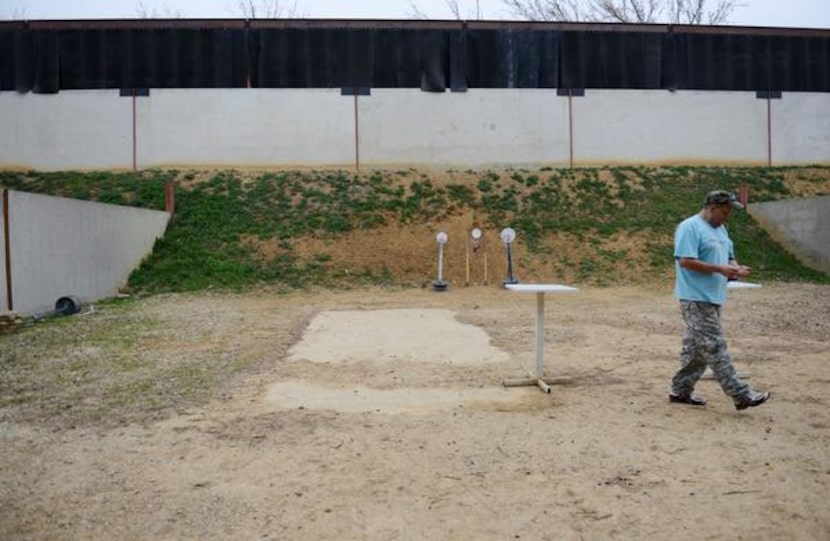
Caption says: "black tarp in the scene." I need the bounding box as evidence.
[768,35,830,92]
[419,30,448,92]
[449,29,467,91]
[374,29,422,88]
[120,29,246,88]
[665,33,830,92]
[670,33,763,91]
[252,28,450,91]
[7,31,34,92]
[466,30,560,88]
[0,27,247,92]
[1,23,828,94]
[33,30,60,93]
[253,28,378,88]
[561,30,662,89]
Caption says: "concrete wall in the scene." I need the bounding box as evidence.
[772,93,830,165]
[573,90,769,165]
[1,190,170,315]
[0,88,828,170]
[748,195,830,274]
[358,89,571,168]
[0,90,132,170]
[137,89,355,168]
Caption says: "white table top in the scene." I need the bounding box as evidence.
[504,283,755,292]
[727,281,762,289]
[505,284,580,293]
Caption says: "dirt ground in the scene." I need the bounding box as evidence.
[1,282,829,540]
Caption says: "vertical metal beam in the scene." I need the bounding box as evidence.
[757,90,781,167]
[558,89,584,168]
[535,291,545,378]
[132,89,138,172]
[354,87,361,173]
[568,94,574,168]
[2,189,12,311]
[767,95,772,167]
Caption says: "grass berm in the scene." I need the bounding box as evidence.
[1,165,828,294]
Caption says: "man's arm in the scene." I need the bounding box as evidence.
[678,258,751,280]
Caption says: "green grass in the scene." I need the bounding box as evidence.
[0,274,344,429]
[1,165,828,293]
[0,297,245,427]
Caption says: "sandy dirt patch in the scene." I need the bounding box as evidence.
[1,284,829,540]
[270,307,514,414]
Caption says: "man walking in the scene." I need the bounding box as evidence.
[670,190,771,410]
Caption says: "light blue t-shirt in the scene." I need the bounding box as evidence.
[674,214,734,305]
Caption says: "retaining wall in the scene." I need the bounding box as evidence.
[1,190,170,315]
[748,195,830,274]
[0,89,827,171]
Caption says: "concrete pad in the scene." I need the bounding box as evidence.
[287,308,510,366]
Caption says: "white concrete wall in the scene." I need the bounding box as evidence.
[0,90,132,170]
[0,89,828,170]
[3,190,170,315]
[137,89,355,169]
[572,90,769,165]
[749,195,830,274]
[772,93,830,166]
[358,89,571,168]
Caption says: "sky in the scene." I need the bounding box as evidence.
[1,0,829,29]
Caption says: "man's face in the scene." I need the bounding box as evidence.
[711,203,733,225]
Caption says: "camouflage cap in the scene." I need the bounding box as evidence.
[704,190,743,210]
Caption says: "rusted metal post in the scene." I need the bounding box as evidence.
[132,89,138,172]
[568,93,574,169]
[165,182,175,215]
[739,183,749,208]
[354,87,360,173]
[2,189,12,310]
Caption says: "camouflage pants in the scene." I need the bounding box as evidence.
[671,301,750,399]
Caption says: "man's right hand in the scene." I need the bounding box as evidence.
[722,264,751,280]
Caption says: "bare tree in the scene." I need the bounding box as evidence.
[409,0,485,20]
[2,6,28,19]
[501,0,589,21]
[446,0,464,19]
[134,0,183,18]
[666,0,735,24]
[233,0,301,19]
[408,1,431,19]
[501,0,737,24]
[446,0,483,19]
[594,0,661,23]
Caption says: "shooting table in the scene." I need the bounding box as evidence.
[727,281,761,289]
[502,283,579,393]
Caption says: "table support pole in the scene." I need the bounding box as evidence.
[501,283,579,394]
[535,292,544,378]
[504,291,552,393]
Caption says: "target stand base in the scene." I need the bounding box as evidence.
[502,375,573,394]
[432,280,449,291]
